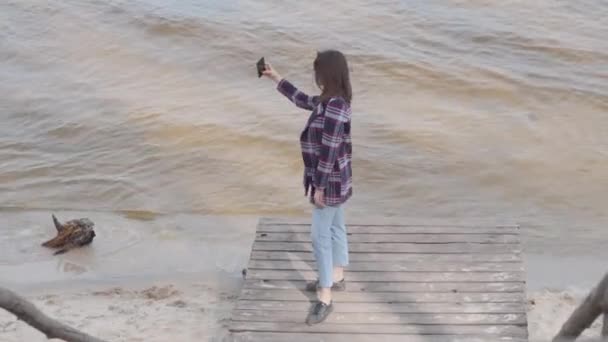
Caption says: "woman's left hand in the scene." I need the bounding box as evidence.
[314,189,325,208]
[262,63,282,83]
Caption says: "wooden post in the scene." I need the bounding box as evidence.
[0,286,108,342]
[553,272,608,341]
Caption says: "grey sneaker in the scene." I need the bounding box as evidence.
[306,301,333,325]
[305,278,346,292]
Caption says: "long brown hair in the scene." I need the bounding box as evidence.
[314,50,352,105]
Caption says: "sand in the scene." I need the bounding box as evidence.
[0,279,237,342]
[527,288,603,342]
[0,282,605,342]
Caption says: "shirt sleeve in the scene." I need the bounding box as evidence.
[277,79,319,110]
[314,98,349,189]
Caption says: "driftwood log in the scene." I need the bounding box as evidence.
[0,286,108,342]
[553,272,608,341]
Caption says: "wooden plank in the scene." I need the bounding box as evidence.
[229,322,528,336]
[260,216,519,227]
[250,251,522,263]
[235,301,525,314]
[238,289,525,303]
[258,224,520,235]
[229,332,527,342]
[252,242,521,254]
[247,260,524,272]
[255,232,519,244]
[231,310,527,325]
[243,280,526,293]
[230,217,528,341]
[246,270,525,282]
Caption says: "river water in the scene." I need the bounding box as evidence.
[1,0,607,282]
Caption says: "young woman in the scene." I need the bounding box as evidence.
[262,50,353,325]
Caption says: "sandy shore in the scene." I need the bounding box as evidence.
[527,288,603,342]
[0,278,237,342]
[1,211,606,341]
[0,282,605,342]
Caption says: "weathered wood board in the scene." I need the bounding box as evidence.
[227,217,528,342]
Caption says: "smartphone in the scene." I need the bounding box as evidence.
[256,57,266,78]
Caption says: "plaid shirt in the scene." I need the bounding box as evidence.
[277,79,353,206]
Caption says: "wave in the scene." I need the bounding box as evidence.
[350,51,607,107]
[130,13,218,38]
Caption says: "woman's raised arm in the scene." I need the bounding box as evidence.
[263,63,319,110]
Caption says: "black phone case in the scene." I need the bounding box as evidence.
[257,57,265,77]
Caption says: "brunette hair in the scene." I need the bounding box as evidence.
[314,50,352,104]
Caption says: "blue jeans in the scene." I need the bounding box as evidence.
[311,205,349,288]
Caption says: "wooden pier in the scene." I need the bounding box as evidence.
[228,217,528,342]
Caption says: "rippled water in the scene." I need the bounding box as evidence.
[1,0,608,260]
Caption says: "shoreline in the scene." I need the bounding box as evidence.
[1,211,606,341]
[0,275,241,342]
[1,274,604,342]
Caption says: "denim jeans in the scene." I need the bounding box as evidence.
[311,205,349,288]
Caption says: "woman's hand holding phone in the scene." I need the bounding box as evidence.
[261,62,282,83]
